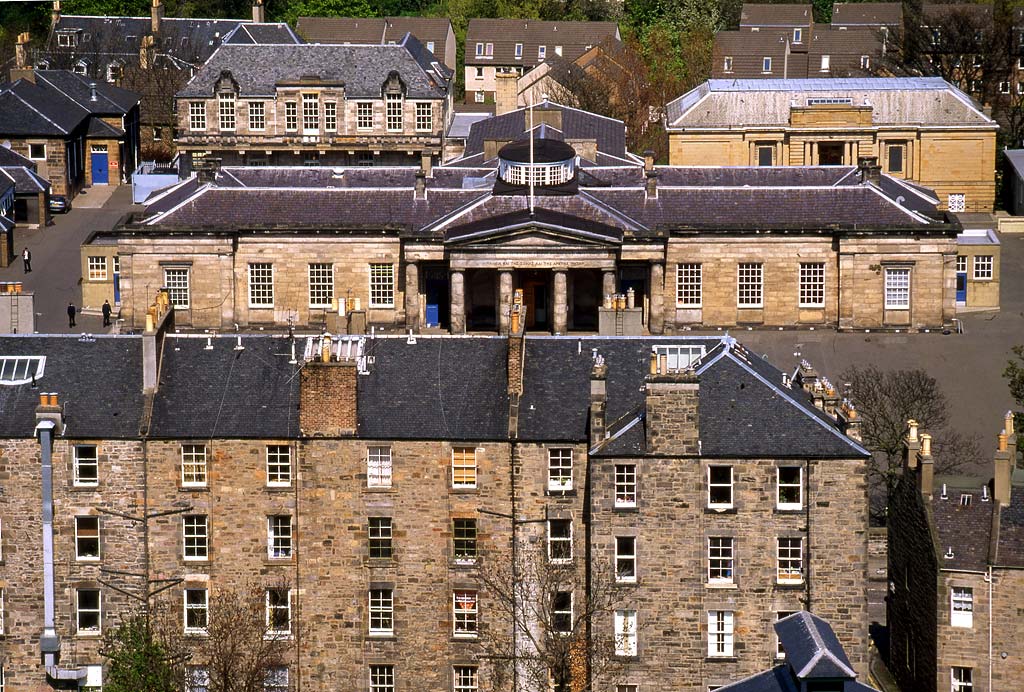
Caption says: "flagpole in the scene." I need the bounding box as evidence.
[528,98,535,217]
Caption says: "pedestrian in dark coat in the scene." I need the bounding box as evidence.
[22,248,31,273]
[67,302,76,328]
[102,300,112,327]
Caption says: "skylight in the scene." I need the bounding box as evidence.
[0,356,45,385]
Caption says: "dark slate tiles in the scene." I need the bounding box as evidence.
[931,488,995,571]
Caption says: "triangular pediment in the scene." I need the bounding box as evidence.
[446,222,621,248]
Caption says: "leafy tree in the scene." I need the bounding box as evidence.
[276,0,379,25]
[101,604,189,692]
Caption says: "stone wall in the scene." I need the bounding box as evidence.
[644,375,699,456]
[299,360,357,436]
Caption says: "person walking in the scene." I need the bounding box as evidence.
[102,299,112,327]
[67,302,76,328]
[22,247,31,273]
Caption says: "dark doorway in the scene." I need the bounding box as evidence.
[519,270,551,331]
[618,264,648,324]
[423,265,450,328]
[818,142,845,165]
[569,269,600,331]
[466,269,498,331]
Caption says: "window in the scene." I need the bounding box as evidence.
[308,263,334,308]
[415,102,433,132]
[75,516,100,560]
[677,264,702,307]
[303,151,319,167]
[186,666,210,692]
[548,519,572,562]
[88,256,108,281]
[452,447,477,488]
[369,588,393,635]
[77,588,102,634]
[264,666,289,692]
[951,587,973,628]
[183,515,209,560]
[58,32,78,47]
[0,588,3,634]
[951,667,973,692]
[708,611,734,656]
[737,263,763,307]
[793,28,802,43]
[956,255,967,273]
[474,90,485,103]
[369,263,395,308]
[370,665,394,692]
[707,466,733,508]
[324,101,337,132]
[29,143,46,160]
[552,591,572,633]
[268,516,292,559]
[474,67,484,79]
[454,666,478,692]
[426,41,435,53]
[74,445,99,486]
[555,45,563,56]
[180,444,207,486]
[248,263,274,307]
[973,255,993,280]
[615,464,637,508]
[777,537,803,583]
[302,93,318,133]
[475,42,484,57]
[616,687,638,692]
[708,537,734,583]
[386,93,403,132]
[369,517,393,559]
[776,611,796,657]
[0,356,45,385]
[615,536,637,582]
[861,55,870,69]
[777,467,802,509]
[1000,81,1011,94]
[515,43,523,58]
[285,101,297,132]
[74,60,88,75]
[723,56,733,72]
[266,589,291,635]
[820,55,830,72]
[885,267,910,309]
[248,101,265,131]
[762,57,772,73]
[367,446,392,487]
[614,610,637,656]
[454,518,477,564]
[798,262,825,307]
[538,45,546,60]
[548,448,573,490]
[266,445,291,486]
[948,193,966,213]
[218,92,235,131]
[163,267,190,309]
[189,102,206,131]
[184,588,208,634]
[757,144,774,166]
[357,102,373,130]
[453,590,478,636]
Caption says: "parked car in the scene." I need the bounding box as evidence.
[48,195,71,213]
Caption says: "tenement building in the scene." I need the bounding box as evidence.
[665,77,998,212]
[888,414,1024,692]
[86,102,970,333]
[0,317,871,690]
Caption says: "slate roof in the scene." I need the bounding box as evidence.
[295,16,454,68]
[1005,149,1024,179]
[0,145,35,168]
[0,165,50,193]
[177,35,450,99]
[997,489,1024,566]
[931,484,995,571]
[739,3,813,29]
[221,22,302,45]
[465,19,619,67]
[0,336,143,439]
[831,2,903,27]
[0,70,139,137]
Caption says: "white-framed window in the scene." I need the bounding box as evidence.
[357,102,373,130]
[538,45,547,60]
[777,537,803,583]
[268,515,293,559]
[654,345,705,371]
[77,588,102,634]
[515,43,523,58]
[615,536,637,582]
[184,588,208,634]
[218,92,235,131]
[370,664,395,692]
[615,463,637,508]
[74,445,99,486]
[885,267,910,309]
[367,446,392,487]
[0,356,45,385]
[308,263,334,308]
[369,263,395,308]
[708,537,734,583]
[181,444,207,486]
[369,588,394,635]
[415,102,432,132]
[452,447,477,489]
[369,517,393,559]
[163,267,190,309]
[737,263,763,307]
[386,93,403,132]
[186,666,210,692]
[58,32,78,47]
[948,193,966,212]
[973,255,993,280]
[426,41,435,53]
[247,263,274,307]
[548,448,573,490]
[324,101,337,132]
[951,667,973,692]
[474,90,485,103]
[74,59,89,75]
[676,263,702,307]
[88,256,108,281]
[75,516,101,560]
[799,262,825,307]
[453,666,478,692]
[776,611,797,658]
[861,55,871,69]
[475,42,484,57]
[453,590,478,637]
[266,445,291,486]
[820,54,830,71]
[555,45,563,56]
[708,610,734,656]
[1000,81,1011,94]
[264,666,289,692]
[777,466,802,509]
[454,518,477,564]
[956,255,967,273]
[302,93,319,133]
[183,514,209,560]
[793,28,803,43]
[548,519,573,562]
[285,101,297,132]
[951,587,973,628]
[248,101,265,131]
[28,143,46,160]
[552,591,572,633]
[266,588,291,636]
[189,102,206,131]
[707,465,733,508]
[614,609,637,656]
[723,56,733,72]
[762,57,772,72]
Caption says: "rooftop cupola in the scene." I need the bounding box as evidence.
[496,136,577,191]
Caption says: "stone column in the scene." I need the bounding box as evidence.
[553,270,567,334]
[404,261,419,330]
[603,270,616,299]
[450,270,465,334]
[649,262,665,334]
[499,271,513,334]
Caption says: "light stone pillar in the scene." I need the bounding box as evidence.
[649,262,665,334]
[553,270,567,334]
[404,261,419,330]
[450,270,465,334]
[499,271,513,334]
[603,270,616,299]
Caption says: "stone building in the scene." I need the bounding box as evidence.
[665,77,999,212]
[888,414,1024,692]
[0,314,871,691]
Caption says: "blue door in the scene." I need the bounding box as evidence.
[113,272,121,304]
[423,267,449,328]
[91,152,109,184]
[956,272,967,303]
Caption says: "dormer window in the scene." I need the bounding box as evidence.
[555,45,562,57]
[793,28,802,43]
[74,59,89,75]
[106,62,123,83]
[475,42,484,57]
[861,55,870,70]
[762,57,772,73]
[724,56,733,72]
[515,43,523,58]
[538,45,546,61]
[820,55,830,72]
[57,31,78,48]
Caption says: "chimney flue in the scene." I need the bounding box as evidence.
[918,432,934,498]
[995,425,1012,505]
[252,0,266,23]
[151,0,163,34]
[858,155,882,185]
[15,32,30,70]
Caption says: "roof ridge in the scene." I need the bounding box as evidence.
[7,88,70,135]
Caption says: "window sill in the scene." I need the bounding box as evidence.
[774,506,802,514]
[452,634,479,641]
[776,581,805,588]
[183,558,210,564]
[705,506,736,514]
[706,656,738,663]
[265,484,293,492]
[71,485,101,491]
[706,582,738,590]
[613,505,639,513]
[452,560,479,569]
[451,487,479,494]
[76,557,101,563]
[180,486,210,492]
[546,488,576,496]
[264,558,295,565]
[76,631,102,638]
[366,634,397,641]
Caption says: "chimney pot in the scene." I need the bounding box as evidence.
[920,432,932,457]
[649,352,658,376]
[252,0,266,23]
[1006,410,1015,437]
[39,393,48,407]
[908,419,919,442]
[658,353,667,375]
[999,432,1008,452]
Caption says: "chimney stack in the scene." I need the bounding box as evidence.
[420,151,433,177]
[299,337,357,436]
[143,288,174,393]
[858,155,882,185]
[994,427,1012,505]
[917,432,934,499]
[643,150,657,199]
[839,400,861,442]
[140,35,156,69]
[415,169,427,200]
[645,357,700,456]
[151,0,163,34]
[35,392,63,430]
[253,0,266,23]
[52,1,61,26]
[15,32,30,69]
[904,419,920,470]
[589,357,607,447]
[494,70,518,116]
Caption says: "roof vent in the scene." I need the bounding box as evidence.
[981,485,990,502]
[944,547,955,559]
[940,483,948,499]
